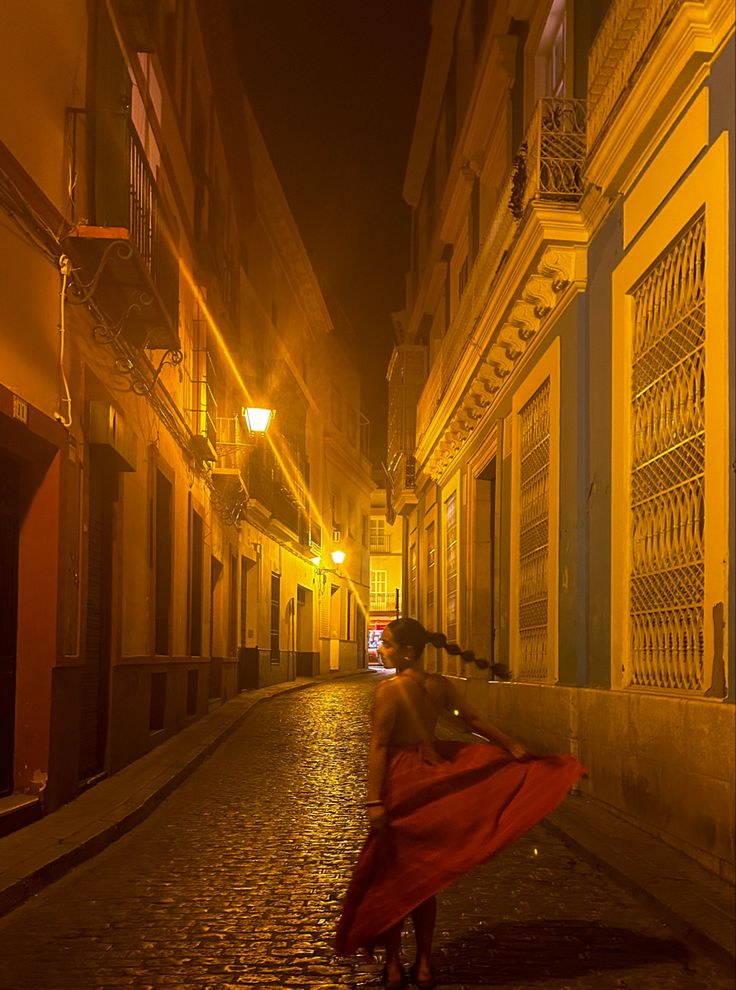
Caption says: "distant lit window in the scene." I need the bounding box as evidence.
[370,518,386,551]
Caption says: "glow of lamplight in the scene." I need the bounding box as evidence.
[174,257,371,622]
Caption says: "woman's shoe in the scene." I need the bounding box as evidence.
[409,961,437,989]
[380,963,409,989]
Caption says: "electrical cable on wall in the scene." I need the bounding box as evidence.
[55,254,73,428]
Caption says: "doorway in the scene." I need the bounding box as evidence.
[0,455,20,796]
[79,450,117,782]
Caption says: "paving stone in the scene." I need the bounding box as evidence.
[0,674,732,989]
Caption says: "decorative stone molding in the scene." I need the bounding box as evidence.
[523,275,557,317]
[423,244,584,481]
[507,301,540,339]
[539,247,572,291]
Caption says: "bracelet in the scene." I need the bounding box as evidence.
[363,799,383,807]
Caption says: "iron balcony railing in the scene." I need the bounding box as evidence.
[416,97,586,440]
[388,451,416,495]
[587,0,684,151]
[370,592,401,612]
[66,108,179,334]
[369,534,392,554]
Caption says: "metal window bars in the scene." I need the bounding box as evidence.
[517,378,551,681]
[628,214,706,691]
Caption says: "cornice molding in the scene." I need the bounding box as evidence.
[587,0,734,195]
[417,241,586,483]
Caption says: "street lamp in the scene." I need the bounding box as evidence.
[243,406,274,435]
[312,550,347,589]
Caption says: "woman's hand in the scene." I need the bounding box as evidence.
[367,803,388,830]
[507,741,531,760]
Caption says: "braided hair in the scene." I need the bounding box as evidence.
[386,618,511,680]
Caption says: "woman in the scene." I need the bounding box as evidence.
[335,618,585,989]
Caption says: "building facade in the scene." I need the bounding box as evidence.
[368,481,405,659]
[388,0,735,880]
[0,0,372,830]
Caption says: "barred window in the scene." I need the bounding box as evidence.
[517,378,551,680]
[426,522,436,629]
[445,492,458,643]
[628,215,705,691]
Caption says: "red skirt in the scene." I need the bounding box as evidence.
[335,740,585,957]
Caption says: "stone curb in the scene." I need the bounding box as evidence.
[543,801,736,971]
[436,714,734,971]
[0,669,368,920]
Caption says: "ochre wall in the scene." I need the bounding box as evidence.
[456,676,736,882]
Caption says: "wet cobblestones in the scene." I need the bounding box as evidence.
[0,673,732,989]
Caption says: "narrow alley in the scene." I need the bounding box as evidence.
[0,675,730,990]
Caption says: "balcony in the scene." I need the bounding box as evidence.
[211,416,248,520]
[369,534,392,554]
[188,350,218,462]
[416,98,586,441]
[246,446,301,539]
[587,0,682,152]
[63,108,179,350]
[387,450,417,516]
[370,591,401,614]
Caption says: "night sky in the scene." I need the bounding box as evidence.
[232,1,431,463]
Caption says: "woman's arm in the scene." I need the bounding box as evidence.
[442,677,529,759]
[365,683,397,828]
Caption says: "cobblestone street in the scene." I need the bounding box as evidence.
[0,673,732,990]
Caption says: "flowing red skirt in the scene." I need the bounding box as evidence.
[335,740,585,958]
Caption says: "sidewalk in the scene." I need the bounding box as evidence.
[0,669,364,920]
[0,670,733,973]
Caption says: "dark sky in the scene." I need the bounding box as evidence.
[232,1,431,461]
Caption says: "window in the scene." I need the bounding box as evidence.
[331,489,341,527]
[627,217,706,690]
[189,504,203,657]
[371,569,388,610]
[131,52,162,174]
[426,522,436,627]
[370,517,387,552]
[347,498,356,538]
[240,557,248,646]
[517,380,551,679]
[154,470,172,655]
[534,1,567,103]
[270,574,280,661]
[409,542,418,618]
[551,16,566,96]
[445,493,458,643]
[228,550,238,658]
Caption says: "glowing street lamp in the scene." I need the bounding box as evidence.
[243,406,274,435]
[330,549,346,565]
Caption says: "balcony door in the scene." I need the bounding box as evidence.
[92,3,132,227]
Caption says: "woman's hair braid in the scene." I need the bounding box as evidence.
[387,619,510,680]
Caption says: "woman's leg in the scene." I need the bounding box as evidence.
[410,896,437,979]
[383,919,405,983]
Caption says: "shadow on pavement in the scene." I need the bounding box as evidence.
[436,918,688,985]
